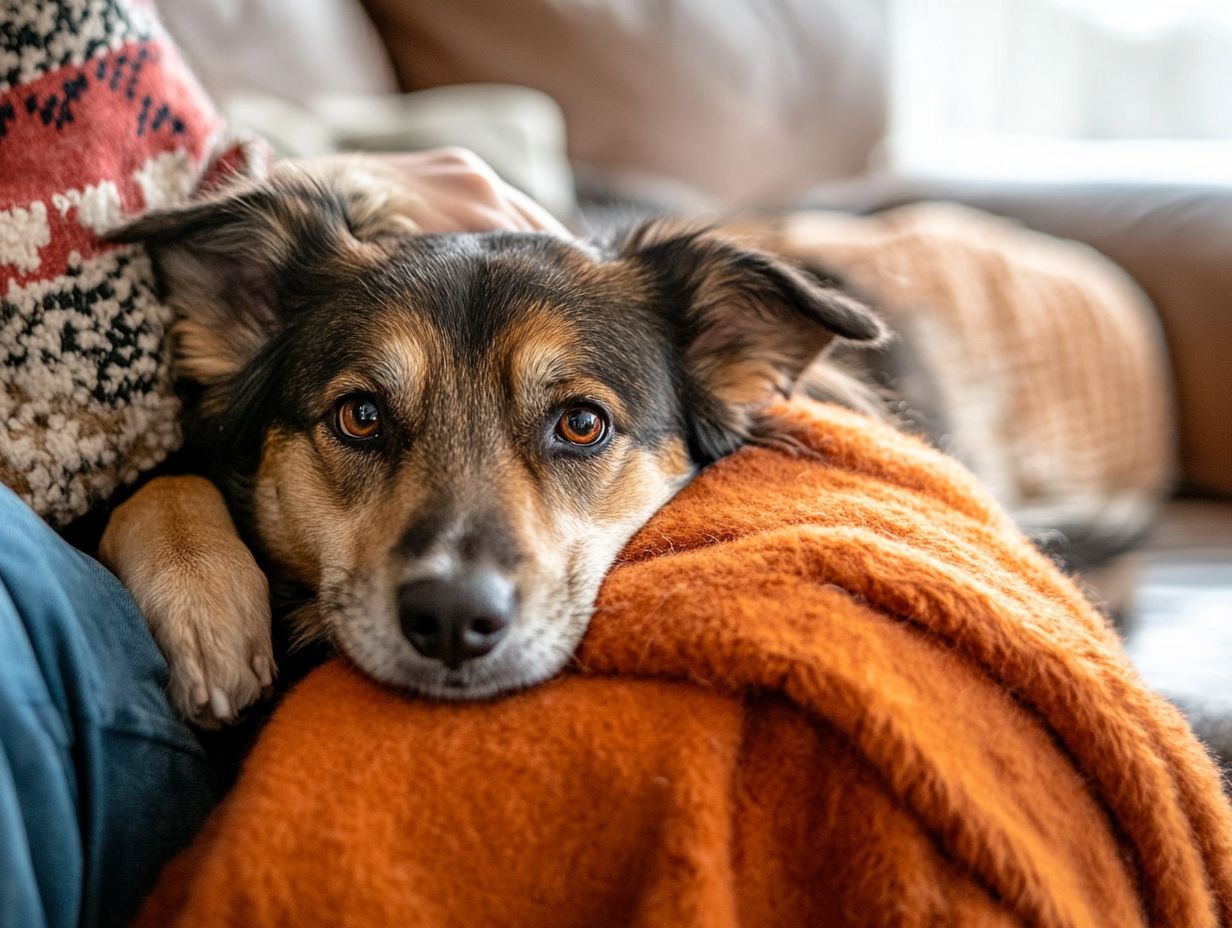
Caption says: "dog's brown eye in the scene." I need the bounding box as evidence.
[334,396,382,442]
[556,406,607,446]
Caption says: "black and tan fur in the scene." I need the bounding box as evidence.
[99,160,884,726]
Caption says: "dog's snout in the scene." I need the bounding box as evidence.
[398,570,515,669]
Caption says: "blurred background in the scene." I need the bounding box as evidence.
[154,0,1231,758]
[888,0,1232,181]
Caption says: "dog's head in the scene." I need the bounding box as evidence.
[112,160,883,697]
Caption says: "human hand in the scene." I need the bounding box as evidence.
[348,147,571,237]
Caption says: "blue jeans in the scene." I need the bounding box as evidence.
[0,484,220,928]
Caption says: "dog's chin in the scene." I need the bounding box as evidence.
[398,656,563,701]
[331,619,582,701]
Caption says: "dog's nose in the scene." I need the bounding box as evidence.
[398,570,515,668]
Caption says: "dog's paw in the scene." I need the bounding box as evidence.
[158,580,275,728]
[100,476,277,729]
[135,543,276,729]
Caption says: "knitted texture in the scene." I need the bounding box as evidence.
[0,0,238,525]
[136,400,1232,928]
[763,204,1174,521]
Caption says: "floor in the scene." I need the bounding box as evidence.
[1088,499,1232,765]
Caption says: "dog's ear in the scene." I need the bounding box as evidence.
[622,224,886,462]
[106,161,415,388]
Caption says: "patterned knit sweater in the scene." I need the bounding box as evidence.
[1,0,252,526]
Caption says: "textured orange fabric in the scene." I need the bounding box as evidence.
[137,401,1232,928]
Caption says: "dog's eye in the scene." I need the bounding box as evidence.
[555,406,608,446]
[334,395,382,442]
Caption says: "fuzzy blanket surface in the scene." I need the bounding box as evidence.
[138,401,1231,928]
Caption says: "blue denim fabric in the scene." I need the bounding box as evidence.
[0,485,220,928]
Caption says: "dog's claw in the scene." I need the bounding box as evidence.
[252,654,274,689]
[209,687,233,720]
[192,683,210,708]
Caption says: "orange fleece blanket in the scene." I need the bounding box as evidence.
[138,401,1232,928]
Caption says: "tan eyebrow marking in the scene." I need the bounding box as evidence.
[316,314,436,421]
[371,327,428,409]
[500,307,583,399]
[499,306,633,425]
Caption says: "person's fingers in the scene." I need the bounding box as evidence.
[311,147,570,236]
[455,203,534,233]
[503,186,571,236]
[406,206,467,234]
[400,148,569,234]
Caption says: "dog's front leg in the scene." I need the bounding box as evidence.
[100,475,274,727]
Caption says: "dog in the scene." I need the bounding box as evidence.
[98,160,885,727]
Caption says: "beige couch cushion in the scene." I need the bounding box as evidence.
[156,0,399,104]
[360,0,888,206]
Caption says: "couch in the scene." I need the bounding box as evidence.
[152,0,1231,760]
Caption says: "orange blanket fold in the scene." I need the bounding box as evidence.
[137,401,1232,928]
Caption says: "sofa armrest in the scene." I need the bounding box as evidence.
[801,175,1232,496]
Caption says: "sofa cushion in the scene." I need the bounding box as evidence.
[360,0,888,206]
